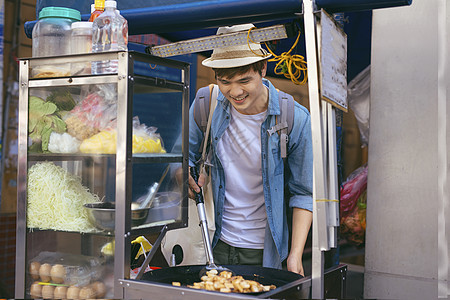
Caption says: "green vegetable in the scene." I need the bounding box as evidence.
[46,89,76,111]
[28,96,67,152]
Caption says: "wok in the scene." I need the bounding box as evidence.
[141,264,303,294]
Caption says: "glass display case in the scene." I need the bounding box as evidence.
[15,51,190,299]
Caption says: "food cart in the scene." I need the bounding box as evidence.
[16,0,412,299]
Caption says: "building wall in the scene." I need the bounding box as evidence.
[365,0,441,298]
[1,0,35,213]
[1,1,33,297]
[0,213,16,297]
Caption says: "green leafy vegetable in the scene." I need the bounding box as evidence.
[28,96,67,152]
[46,89,76,111]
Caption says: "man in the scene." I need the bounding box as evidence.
[188,24,313,275]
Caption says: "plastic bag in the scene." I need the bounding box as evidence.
[79,117,166,154]
[48,132,81,153]
[348,66,370,146]
[64,85,117,141]
[131,117,166,153]
[340,164,368,246]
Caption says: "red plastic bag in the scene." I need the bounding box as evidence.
[340,164,368,246]
[340,164,368,217]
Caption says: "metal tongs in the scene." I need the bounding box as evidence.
[190,166,233,277]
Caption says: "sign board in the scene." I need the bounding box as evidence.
[319,10,348,111]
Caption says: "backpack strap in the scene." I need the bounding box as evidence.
[201,85,218,167]
[267,90,295,158]
[193,84,216,133]
[193,84,218,160]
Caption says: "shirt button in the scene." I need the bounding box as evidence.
[215,137,218,140]
[219,185,222,189]
[217,212,220,216]
[226,116,229,119]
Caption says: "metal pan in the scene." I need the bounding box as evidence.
[140,264,302,295]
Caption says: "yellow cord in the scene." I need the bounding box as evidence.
[247,26,308,85]
[247,27,268,57]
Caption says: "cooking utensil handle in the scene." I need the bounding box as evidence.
[190,166,204,205]
[190,166,215,265]
[197,203,215,265]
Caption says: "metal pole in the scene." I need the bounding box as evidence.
[114,51,131,298]
[327,103,339,249]
[303,0,328,298]
[15,59,29,299]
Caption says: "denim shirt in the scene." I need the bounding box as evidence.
[189,78,313,268]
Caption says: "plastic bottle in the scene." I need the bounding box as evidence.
[89,0,105,22]
[91,0,128,74]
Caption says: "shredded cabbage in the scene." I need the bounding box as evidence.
[27,162,99,233]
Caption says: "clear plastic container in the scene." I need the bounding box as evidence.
[28,251,107,299]
[91,0,128,74]
[71,21,93,75]
[31,7,81,78]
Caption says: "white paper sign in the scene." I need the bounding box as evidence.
[320,10,348,111]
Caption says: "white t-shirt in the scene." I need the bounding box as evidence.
[216,106,267,249]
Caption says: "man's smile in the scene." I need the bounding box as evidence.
[230,95,248,103]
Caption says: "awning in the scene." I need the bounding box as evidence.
[25,0,411,37]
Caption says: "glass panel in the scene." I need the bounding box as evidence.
[30,53,103,79]
[25,81,117,298]
[27,84,118,155]
[132,91,183,156]
[26,231,115,299]
[131,69,185,230]
[132,162,183,228]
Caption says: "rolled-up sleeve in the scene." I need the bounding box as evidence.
[287,104,313,212]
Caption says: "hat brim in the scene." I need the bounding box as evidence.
[202,54,271,68]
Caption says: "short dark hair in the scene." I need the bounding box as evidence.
[213,59,267,79]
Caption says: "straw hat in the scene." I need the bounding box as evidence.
[202,24,272,68]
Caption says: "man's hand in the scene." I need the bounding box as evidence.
[287,252,305,276]
[175,167,206,198]
[288,208,312,276]
[188,170,206,198]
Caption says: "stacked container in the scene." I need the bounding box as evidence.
[31,7,81,77]
[71,21,93,75]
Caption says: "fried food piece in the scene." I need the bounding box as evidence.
[206,269,218,276]
[184,269,275,294]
